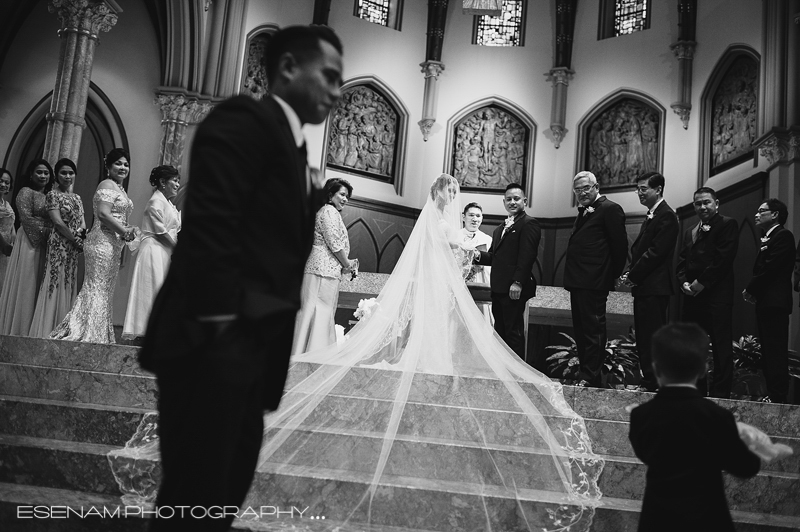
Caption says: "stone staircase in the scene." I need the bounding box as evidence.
[0,334,798,531]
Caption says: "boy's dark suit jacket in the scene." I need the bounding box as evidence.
[139,95,318,411]
[676,213,738,303]
[746,225,795,312]
[629,387,760,532]
[477,212,541,299]
[627,200,679,296]
[564,196,628,291]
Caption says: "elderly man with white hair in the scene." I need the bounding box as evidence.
[564,171,628,387]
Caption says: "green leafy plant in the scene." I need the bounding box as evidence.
[731,335,766,400]
[545,328,641,388]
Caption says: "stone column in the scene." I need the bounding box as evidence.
[43,0,118,165]
[154,92,214,173]
[418,0,449,140]
[545,0,576,148]
[544,67,574,149]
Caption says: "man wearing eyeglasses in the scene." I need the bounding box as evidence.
[742,199,795,403]
[676,187,738,398]
[620,172,679,392]
[564,171,628,387]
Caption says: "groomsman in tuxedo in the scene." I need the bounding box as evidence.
[742,199,795,403]
[677,187,738,398]
[621,172,679,392]
[476,183,541,358]
[564,171,628,387]
[139,26,343,531]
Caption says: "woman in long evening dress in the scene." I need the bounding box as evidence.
[0,159,53,335]
[29,159,86,338]
[0,169,17,289]
[51,148,136,344]
[292,178,355,355]
[122,165,181,340]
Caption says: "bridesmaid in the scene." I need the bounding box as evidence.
[122,165,181,340]
[29,158,86,338]
[51,148,136,343]
[0,168,16,289]
[0,159,53,335]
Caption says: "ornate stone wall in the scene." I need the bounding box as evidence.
[451,106,527,190]
[585,98,660,189]
[710,55,758,173]
[241,32,270,101]
[326,85,399,181]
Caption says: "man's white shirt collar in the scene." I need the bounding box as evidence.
[648,197,664,215]
[272,95,304,148]
[766,224,780,238]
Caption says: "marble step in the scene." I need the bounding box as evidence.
[3,393,797,477]
[2,352,798,443]
[2,427,798,519]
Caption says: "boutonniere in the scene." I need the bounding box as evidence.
[504,217,515,230]
[760,236,769,243]
[700,223,711,232]
[646,212,654,220]
[760,246,768,252]
[585,206,595,215]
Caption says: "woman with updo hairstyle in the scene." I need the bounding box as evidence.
[51,148,136,343]
[29,158,86,338]
[0,168,16,288]
[122,165,181,340]
[0,159,54,335]
[292,177,356,355]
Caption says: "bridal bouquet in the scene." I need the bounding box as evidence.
[354,297,378,322]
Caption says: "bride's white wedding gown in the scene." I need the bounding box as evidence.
[109,174,604,531]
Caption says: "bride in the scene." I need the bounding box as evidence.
[110,174,603,531]
[255,174,604,530]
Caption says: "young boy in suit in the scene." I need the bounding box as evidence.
[629,322,761,532]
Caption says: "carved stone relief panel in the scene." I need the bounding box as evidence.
[585,98,660,190]
[710,55,758,174]
[451,106,528,191]
[241,32,270,101]
[326,85,399,182]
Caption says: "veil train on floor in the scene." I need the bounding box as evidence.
[109,174,605,531]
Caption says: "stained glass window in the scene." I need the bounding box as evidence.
[356,0,390,27]
[474,0,525,47]
[614,0,648,36]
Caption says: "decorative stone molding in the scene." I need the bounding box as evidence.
[545,67,574,148]
[462,0,502,16]
[43,0,118,165]
[669,40,696,130]
[755,128,800,166]
[49,0,118,40]
[154,92,214,171]
[419,61,445,141]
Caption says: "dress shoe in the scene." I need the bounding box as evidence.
[575,379,590,387]
[757,396,772,403]
[635,385,656,392]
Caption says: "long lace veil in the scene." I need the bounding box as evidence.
[252,174,604,530]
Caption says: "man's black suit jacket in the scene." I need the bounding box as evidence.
[627,200,679,297]
[477,212,541,299]
[746,225,795,312]
[676,213,738,304]
[139,96,318,410]
[564,196,628,291]
[629,387,760,532]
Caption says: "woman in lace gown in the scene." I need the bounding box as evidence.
[292,177,355,355]
[29,159,86,338]
[0,159,53,335]
[111,175,604,531]
[51,148,136,344]
[122,165,181,340]
[0,169,16,289]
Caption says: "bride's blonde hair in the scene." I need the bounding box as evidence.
[429,173,458,204]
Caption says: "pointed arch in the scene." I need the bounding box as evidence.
[444,95,537,199]
[323,75,409,196]
[346,218,379,273]
[575,88,665,195]
[378,234,406,274]
[698,45,760,185]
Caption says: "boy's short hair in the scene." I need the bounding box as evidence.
[651,323,708,382]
